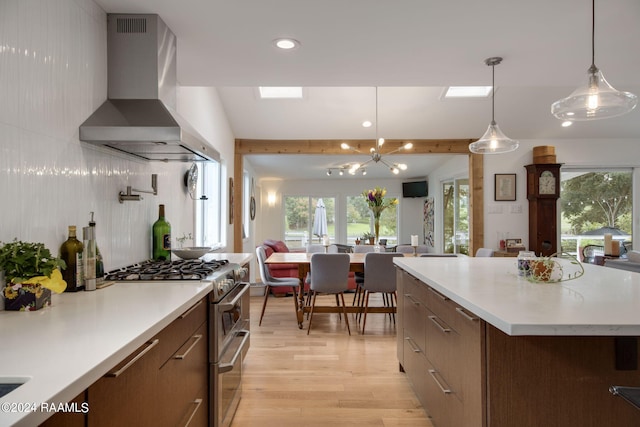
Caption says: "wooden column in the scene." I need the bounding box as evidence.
[469,153,484,256]
[233,152,243,252]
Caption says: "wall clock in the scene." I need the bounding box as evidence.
[525,163,562,256]
[184,163,198,199]
[249,178,256,221]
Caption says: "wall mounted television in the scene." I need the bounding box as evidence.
[402,180,428,198]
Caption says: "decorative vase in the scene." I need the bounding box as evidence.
[3,284,52,311]
[373,212,381,244]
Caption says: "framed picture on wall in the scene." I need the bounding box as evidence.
[229,177,234,224]
[495,173,516,201]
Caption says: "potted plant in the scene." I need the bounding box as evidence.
[527,252,584,283]
[362,232,375,245]
[355,238,361,245]
[0,239,67,311]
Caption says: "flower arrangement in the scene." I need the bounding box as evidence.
[362,187,398,242]
[0,239,67,311]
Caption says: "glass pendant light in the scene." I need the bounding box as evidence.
[551,0,637,120]
[469,57,519,155]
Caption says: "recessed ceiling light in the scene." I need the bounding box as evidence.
[258,87,303,99]
[562,121,573,127]
[444,86,493,98]
[273,38,300,50]
[362,120,372,128]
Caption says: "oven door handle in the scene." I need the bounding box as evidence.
[218,329,250,374]
[216,283,250,312]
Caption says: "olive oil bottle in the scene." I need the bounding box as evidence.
[60,226,84,292]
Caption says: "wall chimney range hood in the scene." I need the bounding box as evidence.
[80,14,219,162]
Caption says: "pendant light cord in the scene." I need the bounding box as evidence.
[491,62,496,125]
[591,0,596,67]
[375,87,379,151]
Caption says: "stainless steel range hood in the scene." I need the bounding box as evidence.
[80,14,219,162]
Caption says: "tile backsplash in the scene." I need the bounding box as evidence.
[0,0,196,270]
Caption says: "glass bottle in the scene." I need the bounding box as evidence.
[60,226,84,292]
[152,204,171,261]
[517,251,536,277]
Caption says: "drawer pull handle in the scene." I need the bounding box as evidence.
[183,398,203,427]
[404,294,421,306]
[428,369,452,394]
[455,307,477,322]
[180,300,204,319]
[405,337,422,353]
[174,334,203,360]
[106,339,159,378]
[428,315,451,333]
[427,287,449,301]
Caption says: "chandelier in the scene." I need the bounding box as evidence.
[340,87,413,174]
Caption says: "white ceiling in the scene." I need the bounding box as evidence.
[95,0,640,180]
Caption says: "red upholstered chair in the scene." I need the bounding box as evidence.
[259,240,301,296]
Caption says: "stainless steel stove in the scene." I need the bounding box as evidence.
[105,257,250,427]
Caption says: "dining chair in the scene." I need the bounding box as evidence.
[307,253,351,335]
[582,245,605,264]
[396,245,428,254]
[307,244,338,253]
[352,245,376,307]
[256,246,301,326]
[475,248,494,257]
[360,253,403,334]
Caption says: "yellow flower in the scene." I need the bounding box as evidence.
[4,286,18,300]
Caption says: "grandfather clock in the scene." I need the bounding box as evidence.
[525,163,562,256]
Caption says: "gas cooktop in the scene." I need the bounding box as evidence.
[105,259,230,281]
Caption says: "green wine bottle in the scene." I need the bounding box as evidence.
[60,225,84,292]
[152,204,171,260]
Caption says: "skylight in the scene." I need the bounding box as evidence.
[258,87,303,99]
[444,86,493,98]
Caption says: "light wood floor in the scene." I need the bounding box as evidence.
[231,292,433,427]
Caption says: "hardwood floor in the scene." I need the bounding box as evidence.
[231,293,433,427]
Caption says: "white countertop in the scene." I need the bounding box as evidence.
[0,280,212,426]
[394,257,640,336]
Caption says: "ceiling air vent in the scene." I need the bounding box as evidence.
[116,17,147,34]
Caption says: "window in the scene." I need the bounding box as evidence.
[443,178,469,254]
[283,196,335,249]
[561,169,633,257]
[195,161,222,248]
[346,195,398,245]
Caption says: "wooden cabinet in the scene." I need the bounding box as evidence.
[87,297,208,427]
[397,269,484,427]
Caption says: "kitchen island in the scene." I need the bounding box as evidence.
[394,256,640,427]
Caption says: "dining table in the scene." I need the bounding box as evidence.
[265,251,413,328]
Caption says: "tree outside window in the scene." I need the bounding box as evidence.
[561,170,633,254]
[346,195,398,245]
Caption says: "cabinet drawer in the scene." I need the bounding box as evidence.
[423,357,463,427]
[159,322,208,427]
[403,275,428,353]
[156,297,207,365]
[88,338,160,427]
[425,285,458,327]
[403,335,427,409]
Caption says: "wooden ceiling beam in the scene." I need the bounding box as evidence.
[235,138,474,155]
